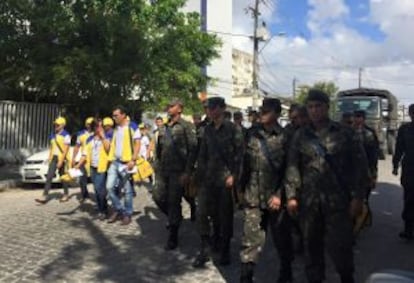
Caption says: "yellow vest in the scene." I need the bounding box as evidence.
[108,123,138,162]
[49,130,71,164]
[77,129,91,151]
[85,135,111,173]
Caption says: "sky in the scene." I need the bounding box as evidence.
[232,0,414,105]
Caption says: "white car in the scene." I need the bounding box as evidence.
[20,148,80,184]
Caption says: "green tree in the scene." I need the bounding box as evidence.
[295,81,339,104]
[0,0,220,116]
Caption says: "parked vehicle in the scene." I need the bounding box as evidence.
[334,88,399,159]
[366,270,414,282]
[20,147,80,184]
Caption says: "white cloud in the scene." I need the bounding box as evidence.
[231,0,414,105]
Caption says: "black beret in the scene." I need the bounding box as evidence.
[206,97,226,108]
[305,89,330,104]
[233,111,243,119]
[261,98,282,113]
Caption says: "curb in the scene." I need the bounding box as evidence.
[0,179,22,192]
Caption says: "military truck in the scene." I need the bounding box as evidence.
[334,88,399,159]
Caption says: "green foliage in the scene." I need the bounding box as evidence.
[295,81,339,104]
[0,0,220,115]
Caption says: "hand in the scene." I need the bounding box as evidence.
[57,160,64,169]
[127,160,135,171]
[71,160,76,168]
[350,198,363,218]
[268,195,281,211]
[97,127,105,139]
[392,168,398,176]
[287,198,298,215]
[180,174,190,187]
[225,175,234,189]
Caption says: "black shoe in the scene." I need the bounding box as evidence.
[193,237,210,268]
[164,226,178,250]
[240,262,254,283]
[192,252,210,268]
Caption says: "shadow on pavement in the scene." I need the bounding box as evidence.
[355,182,414,281]
[40,204,201,283]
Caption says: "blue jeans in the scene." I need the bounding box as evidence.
[106,161,134,216]
[90,167,108,214]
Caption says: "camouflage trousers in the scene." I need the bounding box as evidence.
[197,183,234,240]
[152,172,185,227]
[300,197,354,282]
[240,207,293,264]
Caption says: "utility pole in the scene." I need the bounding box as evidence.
[250,0,260,110]
[292,77,297,100]
[358,67,363,88]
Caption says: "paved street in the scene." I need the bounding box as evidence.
[1,159,414,283]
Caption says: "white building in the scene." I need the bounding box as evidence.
[183,0,233,102]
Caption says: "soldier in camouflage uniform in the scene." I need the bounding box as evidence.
[239,98,293,283]
[353,110,379,196]
[193,97,244,268]
[393,104,414,240]
[233,111,248,141]
[152,99,197,250]
[284,104,309,144]
[284,89,368,283]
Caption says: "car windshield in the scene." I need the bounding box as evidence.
[337,97,380,118]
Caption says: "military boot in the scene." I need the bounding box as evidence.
[399,222,413,240]
[240,262,254,283]
[219,239,231,266]
[164,225,179,250]
[192,236,210,268]
[277,263,293,283]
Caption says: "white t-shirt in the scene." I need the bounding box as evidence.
[114,124,142,159]
[139,135,150,160]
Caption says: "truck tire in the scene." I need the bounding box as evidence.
[388,133,396,156]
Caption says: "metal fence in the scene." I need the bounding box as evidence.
[0,101,62,150]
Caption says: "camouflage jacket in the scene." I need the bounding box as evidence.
[241,124,287,209]
[197,120,244,186]
[393,122,414,169]
[355,125,379,179]
[284,120,368,209]
[156,118,197,175]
